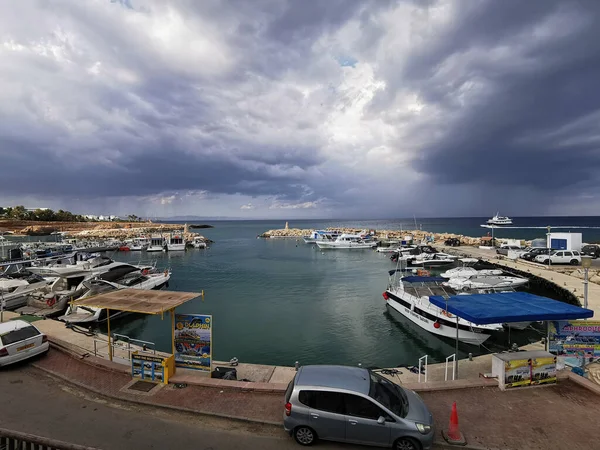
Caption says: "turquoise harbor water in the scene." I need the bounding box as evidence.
[101,217,598,367]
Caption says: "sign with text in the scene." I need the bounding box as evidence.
[549,321,600,358]
[174,314,212,371]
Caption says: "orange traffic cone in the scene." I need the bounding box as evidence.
[442,401,466,445]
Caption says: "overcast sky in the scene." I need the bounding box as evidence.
[1,0,599,219]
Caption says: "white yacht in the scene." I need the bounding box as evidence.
[146,236,165,252]
[166,233,186,251]
[0,273,54,310]
[485,213,513,226]
[59,269,171,324]
[316,234,377,249]
[383,274,504,345]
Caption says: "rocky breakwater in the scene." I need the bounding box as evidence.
[260,226,485,245]
[68,222,210,243]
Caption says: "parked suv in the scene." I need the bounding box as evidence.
[521,248,551,261]
[444,238,461,247]
[284,365,434,450]
[496,245,521,256]
[581,244,600,259]
[535,250,581,265]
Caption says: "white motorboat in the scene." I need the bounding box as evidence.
[484,213,513,226]
[15,271,91,317]
[129,238,149,251]
[316,234,377,249]
[406,254,456,268]
[146,236,165,252]
[191,236,207,249]
[166,233,186,252]
[302,230,341,244]
[440,267,503,278]
[27,256,136,277]
[445,274,528,291]
[59,269,171,324]
[0,273,53,310]
[383,274,504,345]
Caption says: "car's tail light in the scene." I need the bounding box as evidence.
[0,348,8,357]
[285,402,292,416]
[42,335,48,343]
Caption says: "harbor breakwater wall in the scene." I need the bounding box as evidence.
[260,226,529,247]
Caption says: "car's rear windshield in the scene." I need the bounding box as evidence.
[0,326,40,346]
[285,378,295,403]
[368,372,407,417]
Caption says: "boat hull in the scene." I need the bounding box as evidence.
[385,291,493,345]
[166,244,186,251]
[316,242,376,249]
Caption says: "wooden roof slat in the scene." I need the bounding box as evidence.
[71,289,201,314]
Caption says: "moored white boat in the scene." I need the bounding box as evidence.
[58,269,171,324]
[383,274,504,345]
[191,236,207,249]
[440,267,503,278]
[445,274,528,291]
[166,234,186,251]
[302,230,341,244]
[146,236,165,252]
[0,273,53,310]
[316,234,377,249]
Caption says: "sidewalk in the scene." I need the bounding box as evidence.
[33,349,283,425]
[33,348,600,450]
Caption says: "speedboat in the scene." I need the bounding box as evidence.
[316,234,377,249]
[383,273,504,345]
[191,236,207,249]
[406,254,456,268]
[440,267,503,278]
[58,269,171,324]
[484,213,513,226]
[0,273,53,310]
[445,274,528,291]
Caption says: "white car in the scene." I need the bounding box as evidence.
[535,250,581,266]
[0,320,49,367]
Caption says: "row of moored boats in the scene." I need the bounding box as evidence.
[0,253,171,324]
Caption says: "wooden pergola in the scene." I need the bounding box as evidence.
[70,288,203,361]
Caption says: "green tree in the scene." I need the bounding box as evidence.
[34,208,56,221]
[10,205,27,220]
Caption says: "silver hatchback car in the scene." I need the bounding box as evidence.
[284,365,434,450]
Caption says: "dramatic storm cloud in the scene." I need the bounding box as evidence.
[1,0,599,218]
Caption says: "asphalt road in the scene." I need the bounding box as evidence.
[0,363,378,450]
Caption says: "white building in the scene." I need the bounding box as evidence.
[547,232,582,251]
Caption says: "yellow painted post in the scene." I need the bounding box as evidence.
[107,309,112,362]
[171,309,176,375]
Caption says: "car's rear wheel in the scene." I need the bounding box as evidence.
[571,259,579,265]
[294,426,316,446]
[394,437,420,450]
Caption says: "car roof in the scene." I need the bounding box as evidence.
[0,320,36,333]
[295,365,370,395]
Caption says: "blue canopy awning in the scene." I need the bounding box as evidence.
[401,276,448,283]
[429,292,593,324]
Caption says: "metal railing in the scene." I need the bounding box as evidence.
[93,333,156,360]
[445,354,456,381]
[418,355,428,383]
[0,427,100,450]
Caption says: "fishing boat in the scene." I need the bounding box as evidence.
[315,234,377,249]
[129,238,149,251]
[383,273,504,345]
[166,233,186,252]
[146,236,165,252]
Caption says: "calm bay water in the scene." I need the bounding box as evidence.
[103,217,600,367]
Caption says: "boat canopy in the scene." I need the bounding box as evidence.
[429,292,593,324]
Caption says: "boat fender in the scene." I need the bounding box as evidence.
[142,269,149,275]
[382,292,389,301]
[46,296,57,307]
[164,269,169,277]
[433,321,441,329]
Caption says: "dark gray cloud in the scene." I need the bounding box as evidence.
[1,0,600,217]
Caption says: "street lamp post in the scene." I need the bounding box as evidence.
[581,256,593,310]
[547,226,552,268]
